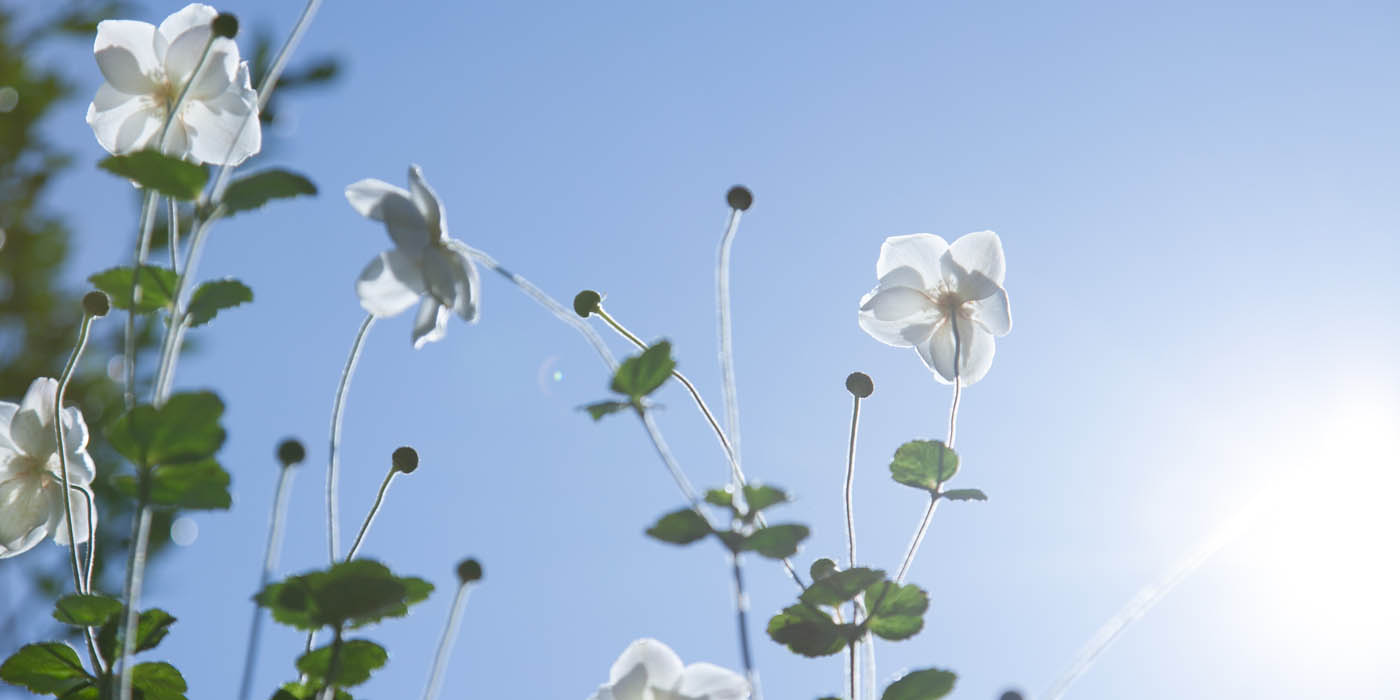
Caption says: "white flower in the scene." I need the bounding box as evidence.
[588,638,749,700]
[0,378,96,559]
[85,3,261,166]
[858,231,1012,385]
[346,165,481,349]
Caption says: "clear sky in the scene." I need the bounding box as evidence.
[21,0,1400,698]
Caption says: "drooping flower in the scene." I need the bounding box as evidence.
[347,165,480,348]
[86,3,261,166]
[588,638,749,700]
[0,378,96,559]
[858,231,1012,385]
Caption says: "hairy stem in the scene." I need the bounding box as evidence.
[715,207,744,486]
[423,582,473,700]
[238,464,297,700]
[118,505,152,700]
[327,315,375,562]
[730,553,761,700]
[346,469,396,561]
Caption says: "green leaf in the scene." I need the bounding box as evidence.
[941,488,987,502]
[881,668,957,700]
[766,604,860,657]
[131,662,187,700]
[799,567,885,607]
[255,559,433,631]
[99,150,207,200]
[96,609,176,660]
[610,341,675,399]
[220,169,317,216]
[186,279,252,328]
[88,266,179,313]
[52,593,123,627]
[644,508,711,545]
[0,643,91,695]
[704,489,734,510]
[296,640,387,688]
[581,400,631,421]
[744,524,809,559]
[890,440,959,491]
[106,392,225,469]
[741,484,788,514]
[272,682,352,700]
[865,581,929,641]
[115,459,232,510]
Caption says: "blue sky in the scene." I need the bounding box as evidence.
[17,0,1400,698]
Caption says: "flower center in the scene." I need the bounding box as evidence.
[931,284,972,320]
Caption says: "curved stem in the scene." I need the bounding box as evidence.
[123,191,159,408]
[118,505,152,700]
[730,553,761,700]
[53,315,93,594]
[238,464,296,700]
[422,582,473,700]
[328,315,375,563]
[844,394,861,570]
[635,407,703,512]
[715,207,744,485]
[455,243,617,371]
[346,469,396,561]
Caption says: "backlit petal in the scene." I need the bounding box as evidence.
[0,402,18,456]
[59,408,96,485]
[94,20,160,94]
[876,234,947,287]
[946,230,1005,286]
[156,4,218,54]
[676,663,750,699]
[969,286,1011,337]
[356,250,425,317]
[0,475,53,558]
[858,286,938,348]
[423,243,480,322]
[345,180,409,221]
[183,63,260,166]
[410,298,450,349]
[12,379,58,457]
[608,639,684,691]
[408,165,446,239]
[86,85,162,156]
[917,316,996,385]
[50,487,92,547]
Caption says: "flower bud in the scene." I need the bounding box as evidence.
[276,438,306,467]
[809,557,837,581]
[212,13,239,39]
[573,290,601,318]
[392,446,419,474]
[456,558,483,584]
[82,291,111,318]
[726,186,753,212]
[999,692,1024,700]
[844,371,873,398]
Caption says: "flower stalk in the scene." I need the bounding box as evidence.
[715,196,746,488]
[327,315,375,563]
[118,504,153,700]
[238,454,300,700]
[423,561,480,700]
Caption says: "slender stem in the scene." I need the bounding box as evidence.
[595,306,806,590]
[730,553,761,700]
[118,505,153,700]
[715,207,744,486]
[346,469,396,561]
[73,486,97,594]
[847,640,858,700]
[318,626,344,700]
[167,199,180,273]
[894,319,963,584]
[210,0,326,202]
[238,465,297,700]
[152,215,212,403]
[455,242,617,371]
[423,583,473,700]
[124,191,158,408]
[53,315,93,595]
[844,395,861,570]
[156,37,215,151]
[635,407,702,512]
[328,315,376,563]
[861,635,877,700]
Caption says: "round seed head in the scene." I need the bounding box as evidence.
[392,446,419,474]
[82,291,111,318]
[276,438,306,467]
[726,186,753,212]
[845,371,874,398]
[573,290,602,318]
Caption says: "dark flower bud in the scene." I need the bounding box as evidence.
[212,13,239,39]
[392,446,419,474]
[845,371,874,398]
[573,290,601,318]
[809,557,838,581]
[276,438,306,467]
[82,291,111,318]
[456,558,483,583]
[999,692,1025,700]
[726,186,753,212]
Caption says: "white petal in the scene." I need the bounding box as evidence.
[917,317,996,386]
[411,298,450,349]
[676,663,750,700]
[181,46,237,102]
[422,243,480,322]
[0,402,18,456]
[876,234,948,288]
[356,250,426,318]
[58,407,96,485]
[946,230,1006,286]
[344,179,432,255]
[608,639,684,691]
[0,476,54,558]
[858,286,938,348]
[969,286,1011,337]
[408,165,446,239]
[93,20,160,94]
[11,378,58,458]
[157,4,218,51]
[163,25,236,99]
[182,63,261,166]
[160,118,193,161]
[50,487,92,547]
[85,85,162,156]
